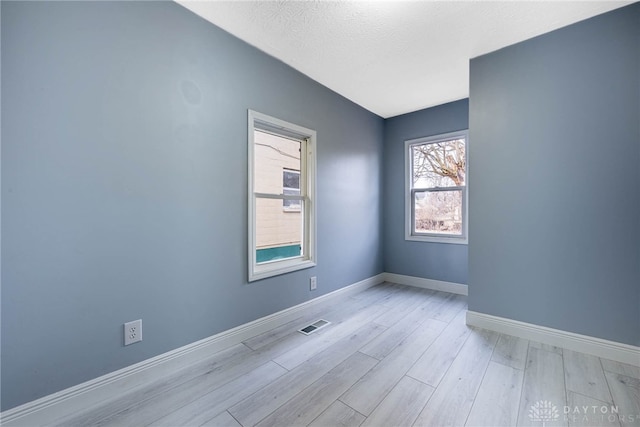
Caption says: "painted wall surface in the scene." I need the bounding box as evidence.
[1,1,384,410]
[383,100,469,285]
[469,4,640,346]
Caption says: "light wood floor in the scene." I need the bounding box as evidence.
[59,283,640,427]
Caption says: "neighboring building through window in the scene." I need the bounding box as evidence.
[405,130,468,244]
[283,169,301,211]
[248,110,316,281]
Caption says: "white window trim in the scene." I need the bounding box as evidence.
[248,110,317,282]
[404,129,468,245]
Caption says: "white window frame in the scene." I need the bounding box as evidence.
[405,130,468,245]
[248,110,317,282]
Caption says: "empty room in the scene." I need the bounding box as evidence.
[1,1,639,426]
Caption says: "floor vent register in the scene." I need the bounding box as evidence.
[298,319,331,335]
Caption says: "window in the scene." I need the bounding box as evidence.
[248,110,316,281]
[405,130,468,244]
[283,169,301,211]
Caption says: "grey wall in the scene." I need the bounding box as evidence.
[383,100,469,284]
[469,4,639,346]
[1,1,384,410]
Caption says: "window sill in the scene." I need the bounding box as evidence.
[249,258,316,282]
[405,234,468,245]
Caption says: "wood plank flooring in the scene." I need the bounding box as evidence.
[58,283,640,427]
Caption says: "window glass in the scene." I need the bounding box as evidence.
[283,169,301,211]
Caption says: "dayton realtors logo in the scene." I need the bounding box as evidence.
[529,401,637,425]
[564,404,636,424]
[529,401,560,426]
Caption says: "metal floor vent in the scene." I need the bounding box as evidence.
[298,319,331,335]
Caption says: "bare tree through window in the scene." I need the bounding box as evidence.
[413,139,465,187]
[410,137,466,236]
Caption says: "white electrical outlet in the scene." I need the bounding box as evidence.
[310,276,317,290]
[124,319,142,346]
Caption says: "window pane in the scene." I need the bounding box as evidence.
[254,130,301,194]
[414,190,463,235]
[283,169,300,189]
[412,138,466,188]
[283,188,301,211]
[283,169,301,211]
[256,197,303,263]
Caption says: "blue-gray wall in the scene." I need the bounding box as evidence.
[383,100,469,285]
[469,4,640,346]
[1,1,384,410]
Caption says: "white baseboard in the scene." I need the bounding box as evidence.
[383,272,467,296]
[1,274,385,426]
[466,310,640,367]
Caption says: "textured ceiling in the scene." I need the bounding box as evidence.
[176,1,631,118]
